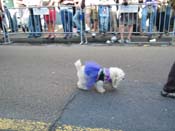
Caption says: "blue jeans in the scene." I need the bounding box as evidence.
[98,6,110,33]
[28,9,41,37]
[60,8,73,34]
[156,6,171,32]
[73,9,85,32]
[99,16,109,33]
[165,6,171,31]
[141,7,157,34]
[5,8,18,32]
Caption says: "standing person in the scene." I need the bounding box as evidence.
[21,0,43,38]
[58,0,74,39]
[43,0,57,40]
[141,0,157,41]
[161,62,175,98]
[118,0,138,43]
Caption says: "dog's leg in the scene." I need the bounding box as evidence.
[95,80,105,94]
[112,78,118,89]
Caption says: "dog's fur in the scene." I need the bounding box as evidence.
[74,59,125,93]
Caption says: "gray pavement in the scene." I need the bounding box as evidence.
[0,45,175,131]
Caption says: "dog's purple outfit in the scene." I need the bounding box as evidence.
[84,61,111,89]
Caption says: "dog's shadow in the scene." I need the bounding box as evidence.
[77,86,119,95]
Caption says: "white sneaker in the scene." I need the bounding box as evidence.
[92,33,96,38]
[111,36,117,42]
[149,38,156,42]
[118,39,124,44]
[125,39,131,43]
[106,40,111,44]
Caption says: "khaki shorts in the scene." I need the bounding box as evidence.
[85,6,98,20]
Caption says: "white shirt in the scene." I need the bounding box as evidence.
[23,0,42,7]
[85,0,99,6]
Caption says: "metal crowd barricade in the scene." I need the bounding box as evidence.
[0,3,174,45]
[82,2,175,45]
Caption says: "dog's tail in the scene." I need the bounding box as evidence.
[74,59,82,71]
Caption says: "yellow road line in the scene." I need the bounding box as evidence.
[0,118,122,131]
[0,118,49,131]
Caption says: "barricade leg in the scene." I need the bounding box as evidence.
[172,17,175,45]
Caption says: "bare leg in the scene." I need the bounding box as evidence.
[127,25,133,40]
[119,24,124,40]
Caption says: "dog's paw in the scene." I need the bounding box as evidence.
[96,87,106,94]
[77,82,88,90]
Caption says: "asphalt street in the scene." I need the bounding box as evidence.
[0,45,175,131]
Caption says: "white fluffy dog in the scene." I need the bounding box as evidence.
[74,59,125,93]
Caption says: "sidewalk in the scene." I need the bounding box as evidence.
[0,33,174,46]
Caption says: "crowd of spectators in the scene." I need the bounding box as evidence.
[0,0,175,43]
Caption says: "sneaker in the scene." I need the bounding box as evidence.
[161,90,175,98]
[111,36,117,43]
[125,39,131,43]
[149,38,156,42]
[118,39,124,44]
[92,32,96,38]
[106,40,111,44]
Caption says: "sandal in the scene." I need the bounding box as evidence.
[50,35,56,40]
[44,34,51,39]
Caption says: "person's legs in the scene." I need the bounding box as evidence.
[110,11,117,32]
[34,15,41,37]
[49,9,56,39]
[67,9,73,37]
[28,9,35,37]
[73,9,81,32]
[161,62,175,98]
[148,11,155,33]
[118,24,124,42]
[85,7,91,31]
[165,6,171,32]
[141,7,147,33]
[60,9,68,38]
[118,13,125,43]
[91,6,98,32]
[127,24,133,40]
[104,16,109,33]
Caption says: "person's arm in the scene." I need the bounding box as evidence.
[57,0,63,3]
[0,0,3,11]
[48,0,56,6]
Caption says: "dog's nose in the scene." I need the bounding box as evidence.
[122,77,125,80]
